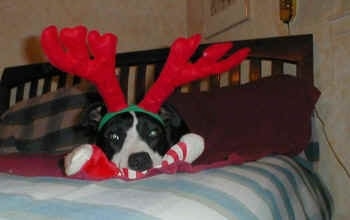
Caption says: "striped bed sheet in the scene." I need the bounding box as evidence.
[0,155,332,220]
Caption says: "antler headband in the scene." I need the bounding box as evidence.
[41,25,250,130]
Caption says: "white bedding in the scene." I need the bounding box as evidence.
[0,155,332,220]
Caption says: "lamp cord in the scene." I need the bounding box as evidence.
[314,108,350,179]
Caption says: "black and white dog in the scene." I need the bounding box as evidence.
[81,101,189,171]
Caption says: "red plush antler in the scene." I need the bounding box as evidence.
[138,34,250,113]
[41,26,250,116]
[41,25,127,112]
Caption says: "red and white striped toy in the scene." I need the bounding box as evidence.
[64,133,204,180]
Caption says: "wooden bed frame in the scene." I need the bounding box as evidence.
[0,34,313,115]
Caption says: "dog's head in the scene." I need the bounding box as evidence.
[81,102,189,171]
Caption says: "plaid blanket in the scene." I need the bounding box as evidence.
[0,84,99,154]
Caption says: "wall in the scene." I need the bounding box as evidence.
[0,0,187,76]
[187,0,349,219]
[1,1,349,219]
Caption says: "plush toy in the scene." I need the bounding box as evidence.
[64,133,204,180]
[40,25,250,180]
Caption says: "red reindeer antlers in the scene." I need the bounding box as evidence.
[139,34,251,113]
[41,25,127,112]
[41,26,250,116]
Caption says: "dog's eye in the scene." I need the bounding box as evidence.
[148,130,158,138]
[109,133,120,143]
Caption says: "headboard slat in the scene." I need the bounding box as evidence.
[119,66,130,102]
[15,84,24,102]
[43,76,52,93]
[209,75,221,89]
[72,76,81,85]
[153,62,164,80]
[298,60,313,82]
[0,84,10,114]
[249,59,261,81]
[271,60,283,76]
[29,80,38,98]
[135,64,147,103]
[57,72,67,88]
[230,66,240,86]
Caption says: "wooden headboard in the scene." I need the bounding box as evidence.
[0,34,313,114]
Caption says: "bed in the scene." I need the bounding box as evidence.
[0,34,333,219]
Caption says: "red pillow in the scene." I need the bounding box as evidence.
[168,75,320,164]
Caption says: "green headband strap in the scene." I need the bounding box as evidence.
[98,105,164,131]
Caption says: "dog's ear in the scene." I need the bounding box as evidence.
[159,103,190,145]
[80,102,107,132]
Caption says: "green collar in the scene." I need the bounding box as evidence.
[98,105,164,131]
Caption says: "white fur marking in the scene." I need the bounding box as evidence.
[111,112,162,169]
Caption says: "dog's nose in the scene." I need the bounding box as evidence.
[128,152,153,171]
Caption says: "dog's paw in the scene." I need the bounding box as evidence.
[64,144,93,176]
